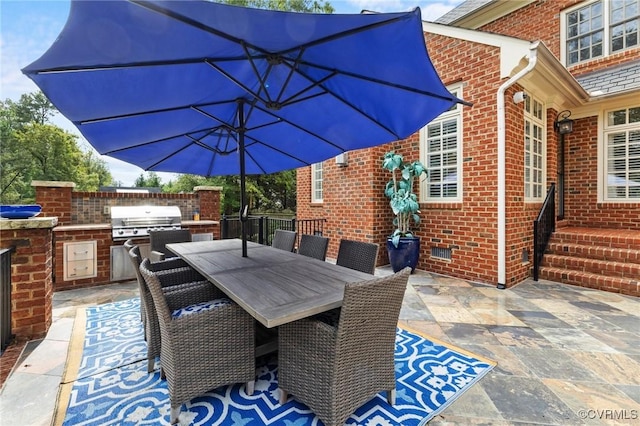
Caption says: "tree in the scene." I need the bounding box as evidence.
[134,172,162,188]
[1,92,113,203]
[222,0,333,13]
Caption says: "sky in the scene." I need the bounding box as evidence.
[1,0,463,186]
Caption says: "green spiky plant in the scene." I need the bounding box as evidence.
[382,151,427,248]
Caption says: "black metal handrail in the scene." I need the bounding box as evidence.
[1,246,16,353]
[221,216,326,249]
[533,183,556,281]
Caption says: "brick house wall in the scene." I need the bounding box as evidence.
[298,0,640,288]
[565,117,640,229]
[297,35,534,286]
[297,147,387,262]
[479,1,640,231]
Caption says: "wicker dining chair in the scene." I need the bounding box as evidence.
[271,229,297,252]
[149,229,192,262]
[128,245,214,373]
[336,239,379,274]
[278,267,411,426]
[139,258,256,424]
[297,234,329,261]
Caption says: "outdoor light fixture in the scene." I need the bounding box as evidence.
[335,152,348,167]
[554,110,574,135]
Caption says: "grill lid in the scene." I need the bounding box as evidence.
[110,205,182,223]
[110,205,182,239]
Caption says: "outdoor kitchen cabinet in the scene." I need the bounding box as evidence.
[63,241,97,281]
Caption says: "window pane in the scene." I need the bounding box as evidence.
[608,109,627,126]
[422,104,460,201]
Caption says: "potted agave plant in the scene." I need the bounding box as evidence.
[383,150,427,272]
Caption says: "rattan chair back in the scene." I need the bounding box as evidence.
[278,267,412,426]
[336,239,379,274]
[297,234,329,261]
[149,229,192,259]
[272,229,297,252]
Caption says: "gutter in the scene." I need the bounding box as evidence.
[495,41,539,289]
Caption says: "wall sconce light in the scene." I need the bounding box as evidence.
[513,91,527,104]
[335,152,348,167]
[554,110,574,135]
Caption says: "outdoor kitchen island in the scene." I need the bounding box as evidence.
[31,181,223,292]
[52,219,217,291]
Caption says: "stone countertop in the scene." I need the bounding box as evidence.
[0,217,59,230]
[51,220,218,232]
[182,220,218,226]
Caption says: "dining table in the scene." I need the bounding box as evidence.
[165,239,375,329]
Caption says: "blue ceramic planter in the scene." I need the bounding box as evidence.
[387,237,420,273]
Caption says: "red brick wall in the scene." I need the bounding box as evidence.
[35,184,74,225]
[34,182,222,226]
[297,147,387,261]
[1,227,53,340]
[564,117,640,229]
[297,36,523,286]
[420,36,506,285]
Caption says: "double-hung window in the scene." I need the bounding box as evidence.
[603,106,640,201]
[420,85,463,203]
[563,0,639,66]
[524,95,546,201]
[311,162,323,203]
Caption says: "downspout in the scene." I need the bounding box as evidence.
[496,42,538,289]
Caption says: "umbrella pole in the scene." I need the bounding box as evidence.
[238,99,248,258]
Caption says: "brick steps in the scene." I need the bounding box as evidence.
[539,227,640,297]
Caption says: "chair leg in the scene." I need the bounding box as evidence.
[170,405,181,424]
[147,357,154,373]
[387,388,396,405]
[279,389,288,404]
[246,380,255,395]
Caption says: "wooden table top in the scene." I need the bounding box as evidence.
[166,239,374,328]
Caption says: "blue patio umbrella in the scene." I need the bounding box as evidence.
[23,0,466,256]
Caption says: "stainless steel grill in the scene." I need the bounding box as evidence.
[110,205,182,240]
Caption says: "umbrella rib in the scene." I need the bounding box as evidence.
[78,99,238,125]
[297,59,472,106]
[242,135,309,170]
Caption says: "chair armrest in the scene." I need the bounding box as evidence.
[150,250,166,262]
[155,267,206,288]
[149,257,189,270]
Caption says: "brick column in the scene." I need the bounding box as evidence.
[33,181,75,226]
[0,217,58,340]
[194,186,222,221]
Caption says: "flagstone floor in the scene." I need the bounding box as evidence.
[1,268,639,425]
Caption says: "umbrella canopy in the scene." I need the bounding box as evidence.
[23,0,465,256]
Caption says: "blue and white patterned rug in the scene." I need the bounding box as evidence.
[55,298,495,426]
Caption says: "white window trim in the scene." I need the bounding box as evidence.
[523,95,546,203]
[420,84,463,204]
[311,162,323,203]
[598,106,640,203]
[560,0,639,66]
